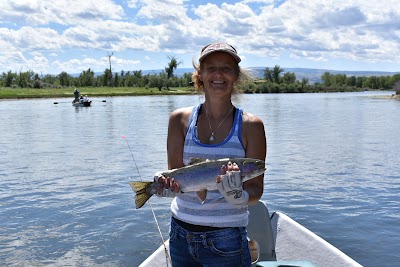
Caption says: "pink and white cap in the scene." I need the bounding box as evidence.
[199,42,241,63]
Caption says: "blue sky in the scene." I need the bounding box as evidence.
[1,0,399,75]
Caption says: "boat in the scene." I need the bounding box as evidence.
[72,99,91,107]
[139,201,362,267]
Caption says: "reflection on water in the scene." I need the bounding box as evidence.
[0,92,399,266]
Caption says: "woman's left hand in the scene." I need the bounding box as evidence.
[216,162,249,208]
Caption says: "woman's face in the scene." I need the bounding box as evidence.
[199,52,239,97]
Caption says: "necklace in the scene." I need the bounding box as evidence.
[204,103,234,143]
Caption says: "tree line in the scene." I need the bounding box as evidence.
[245,65,400,94]
[1,61,399,94]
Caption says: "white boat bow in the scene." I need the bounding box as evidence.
[139,201,362,267]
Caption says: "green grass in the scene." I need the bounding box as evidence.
[0,86,196,99]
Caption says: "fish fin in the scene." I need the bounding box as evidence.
[188,157,209,165]
[129,181,153,209]
[196,190,207,203]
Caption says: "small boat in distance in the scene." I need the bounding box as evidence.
[139,201,362,267]
[72,99,91,107]
[72,95,91,107]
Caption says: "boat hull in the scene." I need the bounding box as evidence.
[138,201,362,267]
[72,101,91,107]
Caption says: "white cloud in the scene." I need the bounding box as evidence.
[0,0,399,74]
[51,56,141,74]
[0,0,124,26]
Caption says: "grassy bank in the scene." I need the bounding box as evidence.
[0,86,195,99]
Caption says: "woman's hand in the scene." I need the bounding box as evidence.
[154,172,181,198]
[216,162,249,208]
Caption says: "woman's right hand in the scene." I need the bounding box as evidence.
[154,173,181,197]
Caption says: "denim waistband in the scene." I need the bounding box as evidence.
[171,217,246,239]
[172,217,231,232]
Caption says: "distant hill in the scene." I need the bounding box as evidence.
[90,67,399,84]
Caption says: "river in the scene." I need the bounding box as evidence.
[0,91,399,266]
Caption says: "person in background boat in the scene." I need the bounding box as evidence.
[73,88,80,103]
[83,95,89,103]
[155,42,267,267]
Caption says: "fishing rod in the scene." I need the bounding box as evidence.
[122,135,172,267]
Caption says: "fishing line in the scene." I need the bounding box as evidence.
[122,135,172,267]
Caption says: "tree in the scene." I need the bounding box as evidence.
[165,56,181,79]
[272,65,284,84]
[264,65,284,83]
[321,72,333,87]
[346,75,357,87]
[58,71,72,87]
[79,68,95,87]
[333,74,347,85]
[102,68,112,86]
[17,70,35,88]
[4,71,16,87]
[149,72,167,90]
[107,52,114,86]
[264,67,273,82]
[282,72,296,84]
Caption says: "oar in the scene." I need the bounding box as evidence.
[54,100,107,104]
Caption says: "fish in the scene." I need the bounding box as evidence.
[129,158,266,209]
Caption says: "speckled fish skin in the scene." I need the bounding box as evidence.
[130,158,265,209]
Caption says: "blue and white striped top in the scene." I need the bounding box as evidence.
[170,104,248,227]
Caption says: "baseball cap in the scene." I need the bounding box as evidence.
[199,42,241,63]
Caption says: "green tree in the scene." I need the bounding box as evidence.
[149,72,167,90]
[264,65,284,83]
[346,75,357,87]
[17,70,34,88]
[58,71,72,87]
[282,72,296,84]
[321,72,333,86]
[264,67,273,82]
[272,65,284,84]
[334,74,347,85]
[3,71,16,87]
[79,68,95,87]
[102,68,112,86]
[165,56,181,79]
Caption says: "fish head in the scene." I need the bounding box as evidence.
[237,159,266,181]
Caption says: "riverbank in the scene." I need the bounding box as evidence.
[0,86,195,99]
[1,86,398,100]
[391,93,400,99]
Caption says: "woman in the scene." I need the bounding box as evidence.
[157,42,266,267]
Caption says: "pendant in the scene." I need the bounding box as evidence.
[209,134,215,143]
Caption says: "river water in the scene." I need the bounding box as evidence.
[0,91,399,267]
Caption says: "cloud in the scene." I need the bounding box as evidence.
[51,56,141,74]
[0,0,125,26]
[0,0,399,74]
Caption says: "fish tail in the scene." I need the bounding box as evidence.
[129,181,154,209]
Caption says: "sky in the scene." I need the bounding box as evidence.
[1,0,399,75]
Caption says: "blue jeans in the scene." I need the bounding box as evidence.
[169,217,251,267]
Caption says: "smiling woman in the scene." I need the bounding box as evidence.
[155,42,267,267]
[192,44,252,95]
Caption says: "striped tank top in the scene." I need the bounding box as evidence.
[170,103,248,228]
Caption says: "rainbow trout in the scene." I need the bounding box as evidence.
[130,158,265,209]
